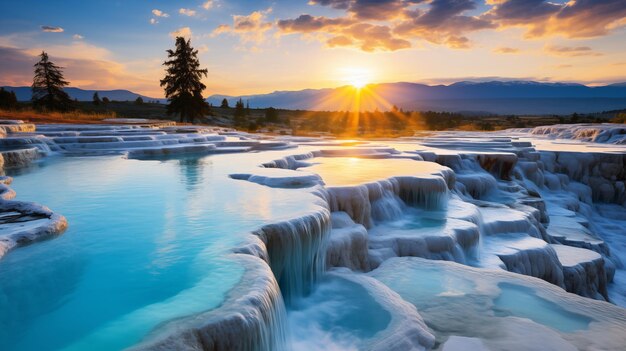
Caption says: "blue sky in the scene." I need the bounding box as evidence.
[1,0,625,97]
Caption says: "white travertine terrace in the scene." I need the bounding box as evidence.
[1,120,625,350]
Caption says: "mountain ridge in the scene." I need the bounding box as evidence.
[207,80,626,115]
[1,86,165,104]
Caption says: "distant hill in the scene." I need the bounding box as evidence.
[1,86,166,104]
[208,81,626,115]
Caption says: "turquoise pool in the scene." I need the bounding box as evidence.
[0,152,320,351]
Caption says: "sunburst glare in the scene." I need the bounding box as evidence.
[340,67,372,89]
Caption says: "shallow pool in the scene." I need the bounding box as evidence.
[0,152,320,351]
[494,283,592,332]
[302,157,446,186]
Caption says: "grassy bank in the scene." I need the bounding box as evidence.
[0,108,118,124]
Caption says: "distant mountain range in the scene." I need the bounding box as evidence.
[4,81,626,115]
[1,86,165,104]
[208,81,626,115]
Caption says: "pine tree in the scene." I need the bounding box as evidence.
[160,37,210,123]
[234,98,246,127]
[265,107,278,123]
[32,51,73,111]
[220,98,229,108]
[234,98,245,116]
[93,92,101,105]
[0,88,19,110]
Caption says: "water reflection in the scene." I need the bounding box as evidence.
[177,156,210,190]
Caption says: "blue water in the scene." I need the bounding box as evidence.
[370,258,593,342]
[371,262,475,307]
[0,153,320,350]
[288,274,391,350]
[493,283,592,332]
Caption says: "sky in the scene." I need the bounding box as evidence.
[0,0,625,98]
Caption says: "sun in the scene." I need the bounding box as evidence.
[350,77,368,89]
[340,67,372,89]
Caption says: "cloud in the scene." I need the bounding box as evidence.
[544,44,603,57]
[393,0,495,48]
[488,0,626,38]
[550,0,626,38]
[170,27,192,39]
[72,34,84,40]
[41,26,64,33]
[278,14,409,51]
[308,0,351,10]
[150,18,158,25]
[212,9,273,44]
[0,46,38,86]
[179,8,197,17]
[494,46,519,54]
[152,9,169,18]
[445,35,470,49]
[211,24,230,36]
[334,23,411,51]
[487,0,560,24]
[202,1,214,10]
[19,41,112,61]
[309,0,422,20]
[277,15,355,33]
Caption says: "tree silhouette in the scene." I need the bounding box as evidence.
[234,98,246,126]
[0,88,19,110]
[265,107,278,123]
[160,37,210,123]
[93,92,101,105]
[220,98,229,108]
[135,96,144,105]
[32,51,72,111]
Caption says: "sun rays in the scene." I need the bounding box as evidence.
[291,79,419,137]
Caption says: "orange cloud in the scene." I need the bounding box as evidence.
[170,27,192,39]
[212,9,273,45]
[544,44,603,57]
[445,36,471,49]
[494,47,520,54]
[179,8,197,17]
[152,9,169,18]
[336,23,411,51]
[202,1,214,10]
